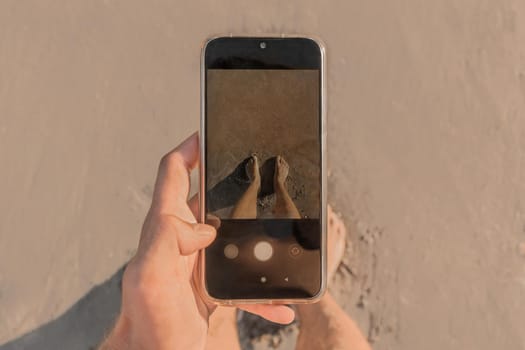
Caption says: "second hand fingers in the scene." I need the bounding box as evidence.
[237,304,295,325]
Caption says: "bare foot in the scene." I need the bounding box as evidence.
[274,155,289,189]
[327,205,347,282]
[230,154,260,219]
[296,206,371,350]
[246,154,261,188]
[272,155,301,219]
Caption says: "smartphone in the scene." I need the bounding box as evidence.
[199,36,326,304]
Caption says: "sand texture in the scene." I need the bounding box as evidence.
[1,1,525,349]
[206,69,320,219]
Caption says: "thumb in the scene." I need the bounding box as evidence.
[177,223,216,256]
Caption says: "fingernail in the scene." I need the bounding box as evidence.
[194,224,215,236]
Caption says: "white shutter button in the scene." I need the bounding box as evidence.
[253,241,273,261]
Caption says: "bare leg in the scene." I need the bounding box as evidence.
[205,307,240,350]
[296,294,371,350]
[273,156,301,219]
[231,155,260,219]
[296,206,372,350]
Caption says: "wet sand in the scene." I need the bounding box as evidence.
[206,69,320,219]
[1,1,525,349]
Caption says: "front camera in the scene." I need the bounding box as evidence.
[260,42,267,49]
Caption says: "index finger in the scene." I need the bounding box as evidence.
[150,132,199,220]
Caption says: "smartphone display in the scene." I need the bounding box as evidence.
[201,37,325,302]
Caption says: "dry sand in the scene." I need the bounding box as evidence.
[1,1,525,349]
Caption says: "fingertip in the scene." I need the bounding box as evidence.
[152,132,200,211]
[176,221,217,256]
[239,304,296,325]
[194,223,216,238]
[276,305,296,324]
[174,132,200,169]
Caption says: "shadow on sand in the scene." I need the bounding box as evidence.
[0,263,291,350]
[1,157,282,350]
[0,266,125,350]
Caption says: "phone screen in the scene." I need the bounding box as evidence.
[203,38,323,300]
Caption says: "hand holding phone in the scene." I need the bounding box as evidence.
[100,133,295,349]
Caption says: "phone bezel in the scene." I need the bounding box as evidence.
[198,35,327,305]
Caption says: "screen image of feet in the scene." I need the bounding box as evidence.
[231,155,301,219]
[206,69,321,220]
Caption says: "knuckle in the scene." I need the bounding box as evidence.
[142,215,182,253]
